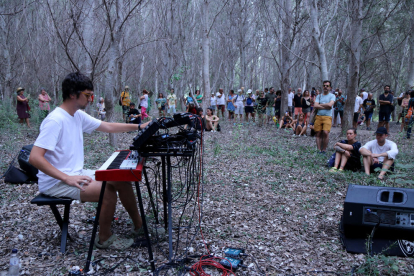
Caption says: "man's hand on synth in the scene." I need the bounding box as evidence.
[64,175,92,191]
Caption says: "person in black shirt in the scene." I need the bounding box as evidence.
[362,93,376,130]
[329,128,362,172]
[378,85,393,133]
[127,103,141,124]
[275,90,282,121]
[293,90,302,119]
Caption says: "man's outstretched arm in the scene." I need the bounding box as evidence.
[96,121,151,133]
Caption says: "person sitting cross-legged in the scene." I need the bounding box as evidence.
[292,113,308,137]
[359,127,399,180]
[329,128,362,173]
[127,102,142,124]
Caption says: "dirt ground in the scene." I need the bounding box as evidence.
[0,112,413,275]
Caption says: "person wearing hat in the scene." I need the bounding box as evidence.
[209,92,217,111]
[120,86,131,121]
[16,87,31,128]
[38,88,52,119]
[127,102,141,124]
[359,127,398,180]
[244,89,255,123]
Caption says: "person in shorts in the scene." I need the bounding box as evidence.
[353,92,363,128]
[333,89,346,127]
[313,80,336,153]
[360,127,398,180]
[232,89,245,124]
[378,85,394,134]
[293,89,302,119]
[362,92,376,130]
[210,92,217,111]
[120,86,131,122]
[244,89,255,123]
[216,88,226,118]
[29,72,152,250]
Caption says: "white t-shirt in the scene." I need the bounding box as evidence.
[360,139,398,162]
[362,92,368,101]
[288,92,295,106]
[140,94,148,108]
[354,96,363,112]
[210,96,216,106]
[34,107,101,192]
[235,94,245,107]
[216,92,226,105]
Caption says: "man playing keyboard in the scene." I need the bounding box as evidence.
[29,72,151,250]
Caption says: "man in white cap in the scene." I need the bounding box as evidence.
[245,89,255,123]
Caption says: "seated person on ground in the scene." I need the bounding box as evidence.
[29,72,152,251]
[205,107,219,132]
[127,102,142,124]
[279,111,294,129]
[359,127,398,180]
[329,128,361,172]
[292,113,308,136]
[187,103,198,115]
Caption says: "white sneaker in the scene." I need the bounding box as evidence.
[292,134,296,137]
[303,134,307,137]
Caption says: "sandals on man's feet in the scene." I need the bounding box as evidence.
[95,234,134,250]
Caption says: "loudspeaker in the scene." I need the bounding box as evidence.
[341,184,414,256]
[18,144,38,181]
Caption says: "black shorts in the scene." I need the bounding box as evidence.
[245,106,254,113]
[379,110,391,122]
[353,112,359,123]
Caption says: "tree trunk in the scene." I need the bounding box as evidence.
[343,0,363,132]
[280,0,292,115]
[309,0,329,81]
[407,16,414,88]
[201,0,211,111]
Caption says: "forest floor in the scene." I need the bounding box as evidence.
[1,109,414,276]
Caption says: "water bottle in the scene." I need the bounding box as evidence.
[8,249,20,276]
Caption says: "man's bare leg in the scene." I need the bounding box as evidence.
[321,130,330,152]
[81,180,142,243]
[315,131,322,151]
[379,158,394,179]
[362,154,372,175]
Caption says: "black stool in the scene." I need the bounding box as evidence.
[31,194,74,253]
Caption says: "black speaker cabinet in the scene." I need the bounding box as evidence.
[341,184,414,256]
[18,144,38,181]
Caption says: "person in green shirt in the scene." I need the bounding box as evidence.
[195,90,203,105]
[155,93,167,116]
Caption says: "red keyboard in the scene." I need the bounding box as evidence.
[95,150,144,182]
